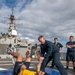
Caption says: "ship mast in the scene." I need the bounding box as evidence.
[10,8,15,24]
[8,8,17,37]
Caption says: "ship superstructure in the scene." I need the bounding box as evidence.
[0,8,34,57]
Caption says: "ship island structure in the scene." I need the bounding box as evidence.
[0,9,36,59]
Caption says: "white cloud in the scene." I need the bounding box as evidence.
[0,0,75,42]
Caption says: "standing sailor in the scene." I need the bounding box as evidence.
[51,38,64,68]
[66,36,75,71]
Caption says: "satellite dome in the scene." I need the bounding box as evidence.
[11,30,17,35]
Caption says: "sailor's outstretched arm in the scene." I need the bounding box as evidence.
[17,70,22,75]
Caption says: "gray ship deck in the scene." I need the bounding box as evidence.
[0,58,75,75]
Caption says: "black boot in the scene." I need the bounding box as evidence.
[65,66,68,70]
[73,67,75,71]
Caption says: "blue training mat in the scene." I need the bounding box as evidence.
[0,69,61,75]
[45,69,61,75]
[0,70,12,75]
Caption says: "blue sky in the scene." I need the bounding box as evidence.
[4,0,18,7]
[0,0,33,9]
[0,0,75,52]
[0,0,17,8]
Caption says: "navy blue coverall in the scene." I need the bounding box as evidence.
[40,40,68,75]
[51,42,63,67]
